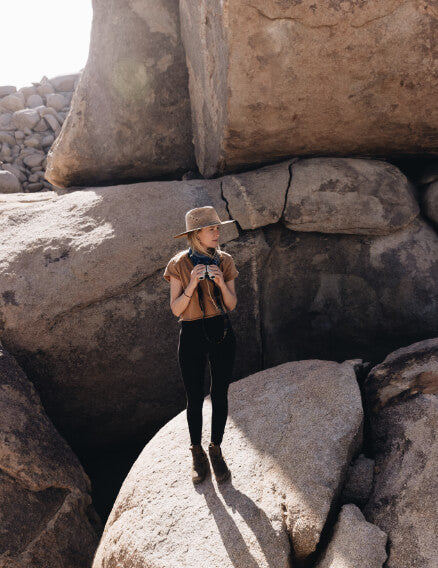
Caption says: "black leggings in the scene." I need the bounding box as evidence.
[178,315,236,445]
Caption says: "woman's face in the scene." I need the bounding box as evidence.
[197,224,220,248]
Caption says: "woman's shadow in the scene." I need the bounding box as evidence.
[194,470,293,568]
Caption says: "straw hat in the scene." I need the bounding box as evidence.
[173,206,237,239]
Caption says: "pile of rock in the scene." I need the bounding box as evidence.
[0,74,78,193]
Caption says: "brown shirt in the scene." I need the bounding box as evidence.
[163,249,239,322]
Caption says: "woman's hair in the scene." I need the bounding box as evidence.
[187,229,222,258]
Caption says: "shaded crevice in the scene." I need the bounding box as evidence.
[280,158,299,223]
[259,225,282,370]
[353,361,377,460]
[220,179,244,237]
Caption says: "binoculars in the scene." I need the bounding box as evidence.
[198,265,215,280]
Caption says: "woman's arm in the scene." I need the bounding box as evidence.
[169,263,206,317]
[169,276,195,317]
[218,278,237,312]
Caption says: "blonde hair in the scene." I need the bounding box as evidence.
[187,229,222,258]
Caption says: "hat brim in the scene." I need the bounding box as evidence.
[173,219,237,239]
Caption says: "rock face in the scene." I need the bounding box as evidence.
[0,157,437,452]
[45,0,195,188]
[363,338,438,568]
[180,0,438,176]
[0,341,101,568]
[92,359,363,567]
[261,216,438,366]
[315,504,387,568]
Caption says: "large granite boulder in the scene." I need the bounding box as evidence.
[363,338,438,568]
[180,0,438,176]
[0,341,101,568]
[92,359,363,567]
[315,504,387,568]
[45,0,195,188]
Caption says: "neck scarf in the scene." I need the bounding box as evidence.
[188,247,220,266]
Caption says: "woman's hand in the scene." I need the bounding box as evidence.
[189,264,207,286]
[206,264,225,288]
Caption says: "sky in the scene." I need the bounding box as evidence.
[1,0,92,89]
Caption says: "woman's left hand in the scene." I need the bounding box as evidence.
[207,265,225,288]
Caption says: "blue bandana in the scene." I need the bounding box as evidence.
[188,247,220,267]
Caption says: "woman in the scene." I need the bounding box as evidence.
[163,206,239,484]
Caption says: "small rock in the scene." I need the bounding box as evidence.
[13,109,40,130]
[0,169,21,193]
[37,77,54,96]
[26,94,44,108]
[44,114,61,135]
[33,118,49,132]
[341,454,375,506]
[0,93,25,112]
[19,85,37,98]
[0,86,17,97]
[0,143,11,158]
[58,91,74,105]
[27,182,44,192]
[46,93,67,111]
[23,153,45,168]
[41,133,55,147]
[37,105,61,120]
[24,136,41,149]
[14,130,25,141]
[315,504,387,568]
[0,112,14,131]
[2,164,26,182]
[49,73,79,92]
[28,172,44,183]
[0,131,15,145]
[20,146,35,157]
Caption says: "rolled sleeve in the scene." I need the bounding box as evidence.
[163,259,180,282]
[222,256,239,282]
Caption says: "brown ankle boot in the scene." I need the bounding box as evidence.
[208,442,231,483]
[190,444,209,484]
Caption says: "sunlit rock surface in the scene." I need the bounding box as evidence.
[92,359,363,566]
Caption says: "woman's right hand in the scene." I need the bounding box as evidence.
[189,264,206,286]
